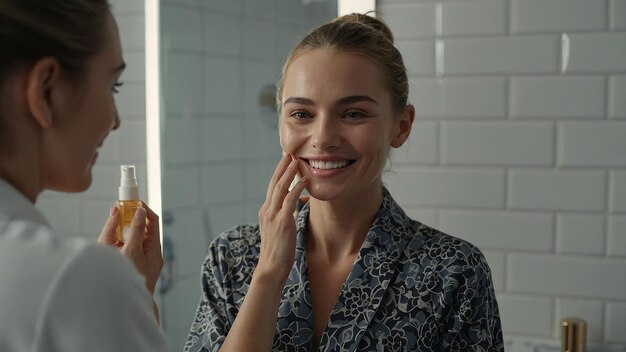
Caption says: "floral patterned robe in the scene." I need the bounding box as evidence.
[185,189,504,351]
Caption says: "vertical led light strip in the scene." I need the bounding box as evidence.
[338,0,376,17]
[145,0,163,244]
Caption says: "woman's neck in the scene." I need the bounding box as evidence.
[306,184,384,263]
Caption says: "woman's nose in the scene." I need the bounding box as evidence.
[311,116,340,150]
[112,109,121,130]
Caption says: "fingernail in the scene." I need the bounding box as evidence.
[110,206,118,216]
[134,207,146,220]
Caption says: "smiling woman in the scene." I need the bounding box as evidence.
[186,13,504,352]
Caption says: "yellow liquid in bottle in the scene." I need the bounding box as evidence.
[116,200,142,242]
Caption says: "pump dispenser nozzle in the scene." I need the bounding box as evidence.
[116,165,142,242]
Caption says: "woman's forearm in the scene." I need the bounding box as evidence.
[220,269,287,351]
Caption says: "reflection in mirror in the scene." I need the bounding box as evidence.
[158,0,338,348]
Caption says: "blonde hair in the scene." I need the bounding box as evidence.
[276,13,409,113]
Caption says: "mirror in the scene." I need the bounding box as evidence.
[158,0,339,348]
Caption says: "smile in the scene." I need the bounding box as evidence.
[306,159,355,170]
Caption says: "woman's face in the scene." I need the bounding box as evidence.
[43,12,124,192]
[279,48,411,201]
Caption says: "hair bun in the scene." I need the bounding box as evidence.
[333,13,394,44]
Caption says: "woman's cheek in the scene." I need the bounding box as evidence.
[279,124,298,154]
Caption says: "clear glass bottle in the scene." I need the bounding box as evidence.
[116,165,142,243]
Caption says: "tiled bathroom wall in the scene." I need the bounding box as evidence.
[378,0,626,348]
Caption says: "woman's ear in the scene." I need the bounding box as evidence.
[391,104,415,148]
[25,57,62,129]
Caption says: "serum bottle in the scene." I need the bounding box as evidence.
[116,165,142,242]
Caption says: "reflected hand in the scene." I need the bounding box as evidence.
[98,201,163,296]
[257,154,308,281]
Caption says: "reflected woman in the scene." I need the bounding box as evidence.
[186,13,503,351]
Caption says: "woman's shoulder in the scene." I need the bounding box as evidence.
[205,223,261,267]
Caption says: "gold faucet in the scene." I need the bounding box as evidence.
[561,317,587,352]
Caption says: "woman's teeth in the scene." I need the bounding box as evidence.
[309,160,351,170]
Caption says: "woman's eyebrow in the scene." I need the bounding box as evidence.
[283,97,314,106]
[335,95,378,106]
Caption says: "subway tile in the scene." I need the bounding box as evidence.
[98,132,119,163]
[244,159,279,202]
[608,215,626,257]
[163,54,205,115]
[244,0,275,20]
[610,75,626,119]
[611,171,626,212]
[163,166,201,208]
[80,200,115,239]
[510,76,606,119]
[497,294,553,336]
[558,122,626,167]
[109,0,143,14]
[162,118,201,164]
[206,57,242,114]
[385,167,506,208]
[567,32,626,73]
[205,12,242,56]
[606,302,626,343]
[483,251,506,291]
[244,200,265,226]
[161,5,203,52]
[396,40,436,76]
[204,0,242,14]
[556,214,606,256]
[409,77,507,119]
[115,14,145,50]
[442,0,507,36]
[242,60,279,115]
[164,208,208,276]
[508,253,626,300]
[35,197,81,237]
[441,121,554,166]
[207,204,247,240]
[509,169,606,212]
[555,298,604,341]
[201,118,243,161]
[117,121,147,163]
[378,4,437,39]
[119,51,145,83]
[439,210,554,252]
[83,164,120,200]
[242,115,281,159]
[114,82,145,117]
[274,22,305,63]
[202,164,245,204]
[163,276,204,351]
[612,0,626,30]
[511,0,607,33]
[391,121,438,165]
[443,35,559,75]
[242,18,275,60]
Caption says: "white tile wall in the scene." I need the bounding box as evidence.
[391,121,438,165]
[442,0,507,36]
[443,35,560,75]
[441,121,554,165]
[439,210,554,251]
[511,0,607,33]
[610,75,626,119]
[508,169,606,211]
[606,302,626,343]
[379,0,626,345]
[611,172,626,212]
[567,33,626,73]
[608,216,626,257]
[613,0,626,30]
[558,122,626,167]
[409,77,507,118]
[556,214,606,256]
[510,76,606,119]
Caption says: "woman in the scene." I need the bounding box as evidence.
[0,1,166,351]
[186,14,503,351]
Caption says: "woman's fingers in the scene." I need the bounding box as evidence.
[98,204,121,247]
[265,153,294,205]
[268,156,299,214]
[283,176,308,214]
[122,207,147,256]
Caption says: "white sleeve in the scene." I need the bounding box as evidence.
[33,243,168,352]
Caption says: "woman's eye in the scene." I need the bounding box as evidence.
[343,110,366,119]
[290,111,310,119]
[112,81,124,94]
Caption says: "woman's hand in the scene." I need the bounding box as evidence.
[98,202,163,296]
[256,154,308,281]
